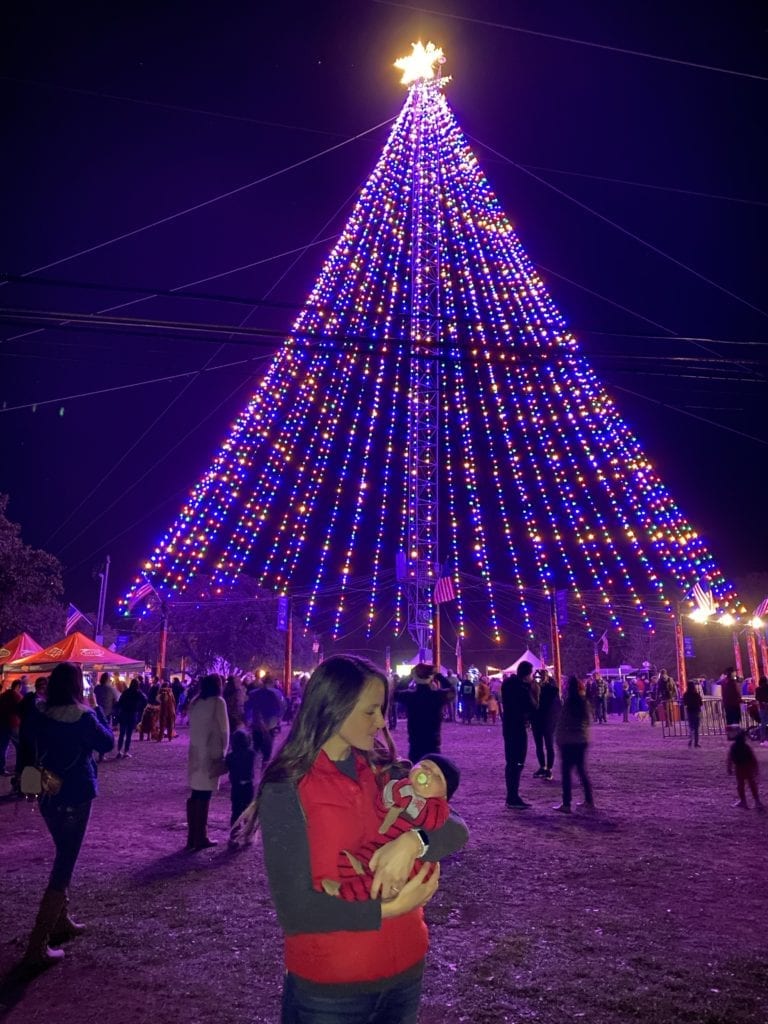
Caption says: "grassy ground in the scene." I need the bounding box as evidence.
[0,715,766,1024]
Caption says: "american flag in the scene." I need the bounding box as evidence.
[598,631,609,654]
[433,575,456,605]
[755,596,768,619]
[127,581,154,612]
[66,603,90,633]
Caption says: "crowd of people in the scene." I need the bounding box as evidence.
[2,652,765,1022]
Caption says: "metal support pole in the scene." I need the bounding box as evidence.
[405,75,442,659]
[432,603,441,669]
[674,613,687,693]
[284,599,293,697]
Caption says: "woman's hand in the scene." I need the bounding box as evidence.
[380,862,440,918]
[369,830,422,899]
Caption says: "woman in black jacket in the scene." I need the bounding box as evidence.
[115,678,147,758]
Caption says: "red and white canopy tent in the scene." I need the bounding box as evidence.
[0,632,43,666]
[5,631,144,676]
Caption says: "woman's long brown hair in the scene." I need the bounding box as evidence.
[257,654,396,802]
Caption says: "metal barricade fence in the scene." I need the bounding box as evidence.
[659,697,727,739]
[659,697,756,739]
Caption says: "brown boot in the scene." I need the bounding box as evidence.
[23,889,67,968]
[49,890,86,944]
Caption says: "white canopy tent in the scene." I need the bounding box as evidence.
[503,649,547,675]
[487,649,551,679]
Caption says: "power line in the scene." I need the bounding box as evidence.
[521,164,768,209]
[472,134,768,323]
[0,354,271,413]
[373,1,768,82]
[610,384,768,446]
[48,167,369,554]
[0,115,393,286]
[0,75,348,138]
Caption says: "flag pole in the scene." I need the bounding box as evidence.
[284,597,293,697]
[158,600,169,681]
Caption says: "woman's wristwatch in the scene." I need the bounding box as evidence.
[414,828,430,858]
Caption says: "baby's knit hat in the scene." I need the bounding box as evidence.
[420,753,460,800]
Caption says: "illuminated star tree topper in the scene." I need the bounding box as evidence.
[394,40,450,86]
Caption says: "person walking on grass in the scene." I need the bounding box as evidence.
[593,675,608,724]
[186,673,230,850]
[683,678,703,748]
[727,728,763,811]
[225,728,255,826]
[115,678,147,758]
[93,673,118,762]
[554,675,595,814]
[721,667,742,728]
[19,662,114,969]
[532,673,561,781]
[501,661,538,809]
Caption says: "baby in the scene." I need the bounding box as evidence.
[323,753,460,901]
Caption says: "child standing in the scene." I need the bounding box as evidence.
[683,678,703,748]
[726,728,763,810]
[487,691,500,724]
[225,729,256,825]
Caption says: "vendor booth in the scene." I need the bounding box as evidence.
[6,631,144,692]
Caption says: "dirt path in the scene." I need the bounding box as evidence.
[1,717,766,1023]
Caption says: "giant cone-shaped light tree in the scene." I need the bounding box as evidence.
[125,43,739,649]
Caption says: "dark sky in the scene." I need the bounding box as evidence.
[2,0,767,621]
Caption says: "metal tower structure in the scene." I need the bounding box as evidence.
[401,48,448,659]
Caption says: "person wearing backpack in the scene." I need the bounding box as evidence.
[459,676,476,724]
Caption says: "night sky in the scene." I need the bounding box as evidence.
[2,1,767,627]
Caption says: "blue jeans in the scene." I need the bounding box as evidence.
[41,799,92,891]
[281,972,422,1024]
[117,715,138,753]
